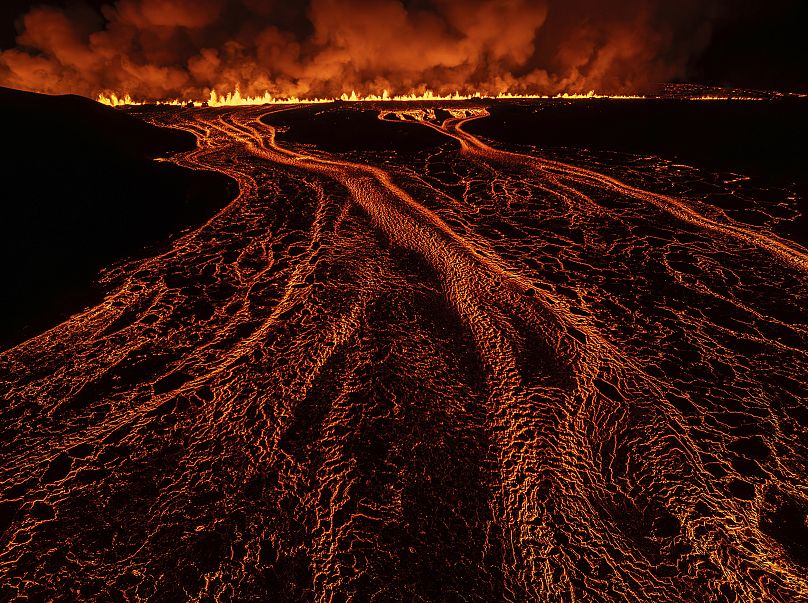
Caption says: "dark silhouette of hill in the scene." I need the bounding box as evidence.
[0,87,235,348]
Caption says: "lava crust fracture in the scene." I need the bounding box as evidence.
[1,103,806,602]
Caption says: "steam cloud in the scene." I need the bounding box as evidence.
[0,0,721,100]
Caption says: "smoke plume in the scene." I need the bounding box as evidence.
[0,0,720,100]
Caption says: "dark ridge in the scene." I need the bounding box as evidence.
[0,86,197,156]
[467,98,808,243]
[0,87,237,349]
[260,103,448,153]
[760,487,808,568]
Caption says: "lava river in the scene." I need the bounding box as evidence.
[0,103,806,602]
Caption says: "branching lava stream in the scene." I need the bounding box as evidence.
[1,103,806,602]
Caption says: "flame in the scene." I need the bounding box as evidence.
[98,93,142,107]
[97,88,648,107]
[96,87,777,109]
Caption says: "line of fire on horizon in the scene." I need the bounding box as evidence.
[97,88,657,107]
[96,88,775,108]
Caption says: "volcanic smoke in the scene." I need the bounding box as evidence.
[0,0,720,101]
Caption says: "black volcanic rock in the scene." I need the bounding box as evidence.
[0,100,806,602]
[472,99,808,184]
[466,98,808,244]
[0,87,235,348]
[0,86,196,157]
[261,104,448,153]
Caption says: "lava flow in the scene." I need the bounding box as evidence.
[1,102,806,602]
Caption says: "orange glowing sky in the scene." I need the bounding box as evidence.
[0,0,729,101]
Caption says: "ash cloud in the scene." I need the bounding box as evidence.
[0,0,720,99]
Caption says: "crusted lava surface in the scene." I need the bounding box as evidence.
[1,98,807,601]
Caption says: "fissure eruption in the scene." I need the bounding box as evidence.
[1,0,725,101]
[1,0,807,600]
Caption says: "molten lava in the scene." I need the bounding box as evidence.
[1,100,806,601]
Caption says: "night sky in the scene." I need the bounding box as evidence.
[0,0,806,98]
